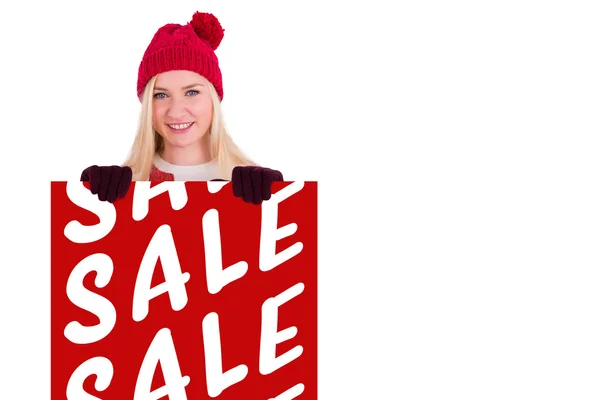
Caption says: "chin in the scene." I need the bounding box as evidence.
[167,138,199,149]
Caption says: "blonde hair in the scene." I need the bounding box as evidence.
[123,74,256,180]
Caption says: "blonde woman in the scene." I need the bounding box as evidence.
[81,11,283,204]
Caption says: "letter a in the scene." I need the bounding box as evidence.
[132,181,188,221]
[134,328,190,400]
[132,225,190,322]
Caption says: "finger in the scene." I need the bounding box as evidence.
[106,166,122,203]
[97,168,112,201]
[251,167,263,205]
[242,166,255,203]
[117,167,133,198]
[232,166,243,197]
[80,167,91,181]
[262,169,277,201]
[89,166,101,194]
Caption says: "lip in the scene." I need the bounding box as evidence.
[167,122,194,134]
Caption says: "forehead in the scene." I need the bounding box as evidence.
[155,70,207,87]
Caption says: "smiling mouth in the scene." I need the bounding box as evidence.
[167,122,194,131]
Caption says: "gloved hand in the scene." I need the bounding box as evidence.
[231,166,284,205]
[80,165,133,203]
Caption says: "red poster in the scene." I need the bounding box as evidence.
[50,181,317,399]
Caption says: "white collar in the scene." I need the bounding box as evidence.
[153,154,219,181]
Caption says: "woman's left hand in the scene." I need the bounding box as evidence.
[232,166,284,205]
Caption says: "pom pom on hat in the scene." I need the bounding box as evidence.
[190,12,224,50]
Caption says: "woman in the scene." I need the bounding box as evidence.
[81,11,283,205]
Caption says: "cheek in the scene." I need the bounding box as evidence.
[152,105,165,129]
[199,107,212,123]
[191,97,213,120]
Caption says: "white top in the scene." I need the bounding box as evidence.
[153,154,220,181]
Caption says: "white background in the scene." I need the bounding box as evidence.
[1,0,600,398]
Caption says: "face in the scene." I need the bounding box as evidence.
[152,70,214,151]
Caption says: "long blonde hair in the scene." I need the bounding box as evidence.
[123,74,256,180]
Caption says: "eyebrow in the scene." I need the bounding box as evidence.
[154,83,205,91]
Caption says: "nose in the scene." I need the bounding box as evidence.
[167,97,188,119]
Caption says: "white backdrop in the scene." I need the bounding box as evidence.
[2,0,600,398]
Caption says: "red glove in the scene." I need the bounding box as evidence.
[231,166,283,205]
[80,165,133,203]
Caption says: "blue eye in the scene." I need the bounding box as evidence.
[186,90,199,96]
[153,93,167,99]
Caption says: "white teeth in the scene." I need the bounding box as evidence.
[169,123,192,130]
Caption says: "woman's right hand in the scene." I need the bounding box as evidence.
[80,165,133,203]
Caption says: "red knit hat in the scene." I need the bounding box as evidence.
[137,12,225,101]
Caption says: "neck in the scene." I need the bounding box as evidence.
[160,136,212,165]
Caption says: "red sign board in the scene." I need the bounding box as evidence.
[50,181,317,399]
